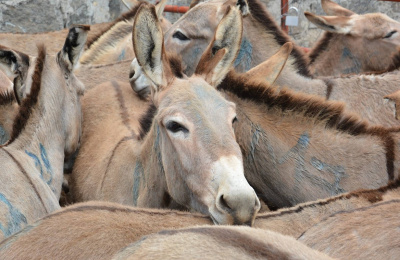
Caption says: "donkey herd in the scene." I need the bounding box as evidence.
[0,0,399,258]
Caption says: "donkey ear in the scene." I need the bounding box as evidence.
[195,7,243,86]
[384,90,400,120]
[321,0,355,17]
[245,42,293,87]
[133,4,171,90]
[0,46,30,104]
[189,0,202,9]
[304,12,352,34]
[155,0,168,19]
[59,25,90,72]
[0,46,25,80]
[121,0,140,9]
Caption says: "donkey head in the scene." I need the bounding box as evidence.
[305,0,400,72]
[163,0,249,76]
[134,4,260,225]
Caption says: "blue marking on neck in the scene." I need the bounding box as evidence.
[0,193,27,238]
[25,144,54,192]
[118,49,126,61]
[234,38,253,72]
[0,125,8,145]
[341,47,361,74]
[132,161,143,206]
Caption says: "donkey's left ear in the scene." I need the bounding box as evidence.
[59,25,90,71]
[245,42,293,87]
[321,0,355,17]
[195,6,243,86]
[304,12,353,34]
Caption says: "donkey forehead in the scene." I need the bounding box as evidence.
[159,79,235,117]
[355,13,399,32]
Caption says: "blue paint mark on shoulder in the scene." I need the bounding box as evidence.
[25,150,43,176]
[234,38,253,72]
[40,144,53,185]
[0,193,27,238]
[25,144,54,192]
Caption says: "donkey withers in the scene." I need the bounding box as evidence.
[0,26,87,240]
[71,4,260,226]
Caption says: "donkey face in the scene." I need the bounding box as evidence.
[134,4,260,225]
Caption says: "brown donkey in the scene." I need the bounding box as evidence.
[0,26,87,240]
[131,0,400,127]
[1,179,398,259]
[298,199,400,260]
[0,201,332,260]
[111,226,332,260]
[306,0,400,76]
[71,4,260,225]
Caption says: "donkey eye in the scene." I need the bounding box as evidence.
[173,31,190,41]
[232,116,238,125]
[384,30,397,39]
[166,121,189,134]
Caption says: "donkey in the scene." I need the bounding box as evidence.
[218,59,400,209]
[0,201,331,260]
[0,26,87,240]
[1,180,398,258]
[80,0,171,65]
[298,199,400,260]
[71,4,260,225]
[131,0,400,127]
[306,0,400,76]
[111,226,333,260]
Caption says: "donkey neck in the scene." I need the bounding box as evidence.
[134,123,171,209]
[219,80,394,208]
[308,33,363,76]
[5,59,68,198]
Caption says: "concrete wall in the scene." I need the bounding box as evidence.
[1,0,400,48]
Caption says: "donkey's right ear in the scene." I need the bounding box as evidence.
[245,42,293,87]
[321,0,355,17]
[59,25,90,72]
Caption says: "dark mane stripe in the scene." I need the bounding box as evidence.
[7,45,46,144]
[258,178,400,220]
[138,102,157,140]
[0,91,15,106]
[219,71,396,180]
[308,32,334,65]
[86,2,145,49]
[247,0,311,77]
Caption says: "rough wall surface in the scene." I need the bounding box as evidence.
[0,0,400,48]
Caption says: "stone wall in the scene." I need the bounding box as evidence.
[1,0,400,48]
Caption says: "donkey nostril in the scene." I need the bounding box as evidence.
[218,194,232,212]
[129,70,135,79]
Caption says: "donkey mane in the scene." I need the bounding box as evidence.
[0,91,15,106]
[308,32,334,65]
[246,0,311,77]
[86,2,146,49]
[219,71,397,180]
[7,45,46,144]
[258,177,400,219]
